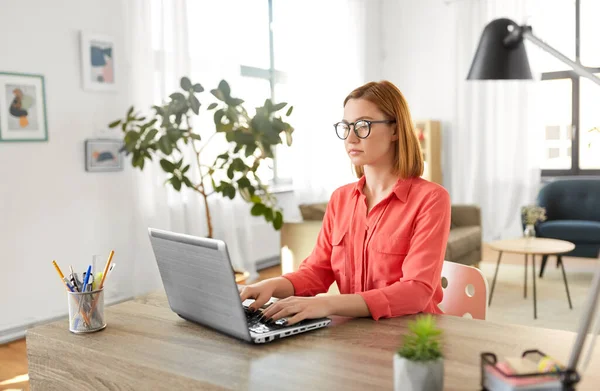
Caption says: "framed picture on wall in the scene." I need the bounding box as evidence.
[85,139,124,172]
[0,72,48,142]
[80,31,116,92]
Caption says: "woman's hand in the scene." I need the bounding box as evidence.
[239,280,278,311]
[260,296,333,326]
[239,277,295,311]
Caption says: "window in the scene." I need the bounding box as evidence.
[237,0,292,186]
[154,0,292,185]
[538,0,600,176]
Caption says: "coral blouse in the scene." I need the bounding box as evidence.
[282,176,451,320]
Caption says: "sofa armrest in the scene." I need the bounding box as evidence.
[451,205,481,227]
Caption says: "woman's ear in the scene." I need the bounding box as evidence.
[391,125,399,141]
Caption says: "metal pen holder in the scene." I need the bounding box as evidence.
[67,288,106,333]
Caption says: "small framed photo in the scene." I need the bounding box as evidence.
[0,72,48,142]
[80,31,116,92]
[85,139,124,172]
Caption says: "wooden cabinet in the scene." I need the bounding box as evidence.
[414,120,442,185]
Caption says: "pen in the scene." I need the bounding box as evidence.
[69,265,80,292]
[82,265,92,292]
[53,260,91,326]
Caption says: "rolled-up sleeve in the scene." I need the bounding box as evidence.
[282,193,338,296]
[357,189,451,320]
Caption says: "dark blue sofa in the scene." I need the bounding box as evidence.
[536,178,600,277]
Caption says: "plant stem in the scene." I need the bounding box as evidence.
[191,134,214,238]
[198,132,218,154]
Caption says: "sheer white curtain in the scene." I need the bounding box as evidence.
[125,0,259,283]
[450,0,543,241]
[278,0,371,205]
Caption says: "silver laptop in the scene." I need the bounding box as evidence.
[147,227,331,344]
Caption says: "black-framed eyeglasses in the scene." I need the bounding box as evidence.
[333,119,396,140]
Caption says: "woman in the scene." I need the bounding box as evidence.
[240,80,451,325]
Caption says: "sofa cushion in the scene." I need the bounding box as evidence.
[445,226,481,260]
[299,203,328,221]
[536,220,600,244]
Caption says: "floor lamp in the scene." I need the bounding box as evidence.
[467,17,600,389]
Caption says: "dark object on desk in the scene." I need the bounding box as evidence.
[536,178,600,277]
[480,350,580,391]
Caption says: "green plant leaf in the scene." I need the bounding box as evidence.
[167,129,181,142]
[182,165,190,173]
[207,103,218,110]
[396,314,443,362]
[239,187,251,202]
[189,133,201,141]
[170,92,185,101]
[273,211,283,230]
[160,159,176,173]
[127,106,134,117]
[190,95,201,115]
[245,144,257,157]
[145,128,159,142]
[216,153,229,161]
[251,203,266,216]
[251,195,261,203]
[108,119,121,128]
[227,165,235,179]
[214,110,225,126]
[153,105,165,116]
[180,77,192,90]
[218,80,231,98]
[182,176,194,188]
[158,136,173,155]
[286,106,294,116]
[211,88,225,101]
[237,177,251,189]
[171,177,182,191]
[193,83,204,93]
[223,185,236,199]
[229,98,244,106]
[273,102,287,112]
[264,208,274,222]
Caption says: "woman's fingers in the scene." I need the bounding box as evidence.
[262,297,292,319]
[270,305,299,321]
[239,286,255,302]
[249,293,272,311]
[285,312,308,326]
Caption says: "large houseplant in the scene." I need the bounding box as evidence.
[109,77,294,238]
[395,314,444,391]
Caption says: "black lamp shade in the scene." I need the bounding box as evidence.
[467,18,533,80]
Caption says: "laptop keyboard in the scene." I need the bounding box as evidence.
[244,307,288,334]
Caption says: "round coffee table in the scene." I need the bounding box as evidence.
[487,237,575,319]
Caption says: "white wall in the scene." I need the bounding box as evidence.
[0,0,157,341]
[380,0,458,191]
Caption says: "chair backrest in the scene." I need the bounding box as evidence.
[537,178,600,222]
[439,261,488,320]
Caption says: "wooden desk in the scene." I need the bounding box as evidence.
[27,292,600,390]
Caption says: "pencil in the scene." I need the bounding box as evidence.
[99,250,115,289]
[52,260,70,291]
[53,260,91,326]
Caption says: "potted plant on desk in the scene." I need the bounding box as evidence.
[394,314,444,391]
